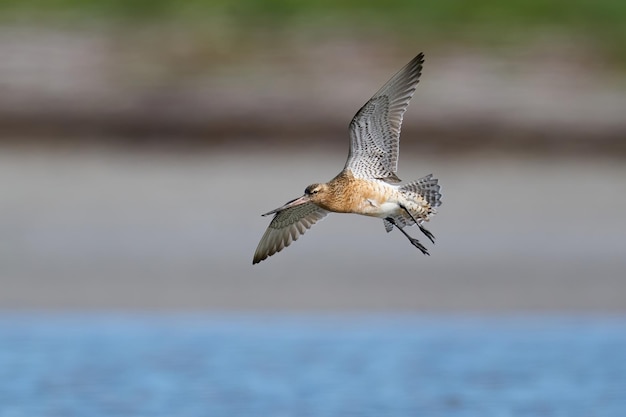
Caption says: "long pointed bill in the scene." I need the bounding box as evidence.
[262,195,310,216]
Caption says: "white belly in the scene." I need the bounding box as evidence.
[361,199,402,218]
[377,201,401,217]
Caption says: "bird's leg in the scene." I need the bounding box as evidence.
[399,204,435,244]
[385,217,430,256]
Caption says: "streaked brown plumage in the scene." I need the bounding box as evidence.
[253,53,442,264]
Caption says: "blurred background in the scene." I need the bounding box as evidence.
[1,1,626,416]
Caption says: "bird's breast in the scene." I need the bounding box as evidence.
[316,172,402,216]
[339,180,401,217]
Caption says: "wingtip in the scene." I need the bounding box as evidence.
[400,52,424,84]
[414,52,425,69]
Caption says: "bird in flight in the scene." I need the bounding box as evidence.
[253,53,441,264]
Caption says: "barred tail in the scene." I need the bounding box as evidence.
[401,174,442,208]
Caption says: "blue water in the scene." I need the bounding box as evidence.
[0,314,625,417]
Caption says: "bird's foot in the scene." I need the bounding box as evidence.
[417,224,436,244]
[408,237,430,256]
[399,203,435,244]
[386,216,430,256]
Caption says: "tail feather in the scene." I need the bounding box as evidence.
[401,174,442,208]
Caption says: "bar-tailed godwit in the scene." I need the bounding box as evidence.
[253,53,441,264]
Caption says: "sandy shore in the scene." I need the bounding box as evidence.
[2,146,625,311]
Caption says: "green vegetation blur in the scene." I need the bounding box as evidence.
[2,0,626,61]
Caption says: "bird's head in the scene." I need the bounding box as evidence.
[304,183,330,204]
[261,182,331,216]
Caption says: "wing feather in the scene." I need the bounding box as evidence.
[345,53,424,182]
[253,202,328,264]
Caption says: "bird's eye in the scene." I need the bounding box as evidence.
[312,189,318,194]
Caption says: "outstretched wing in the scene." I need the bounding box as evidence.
[344,53,424,182]
[253,203,328,264]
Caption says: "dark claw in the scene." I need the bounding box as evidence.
[417,224,436,244]
[386,216,430,256]
[398,203,435,244]
[409,237,430,256]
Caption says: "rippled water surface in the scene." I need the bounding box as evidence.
[1,314,625,417]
